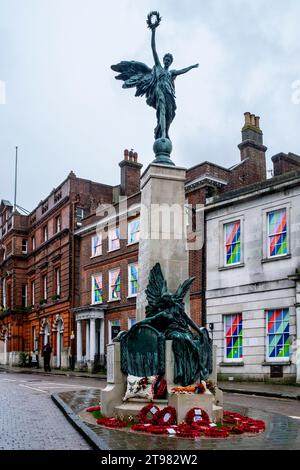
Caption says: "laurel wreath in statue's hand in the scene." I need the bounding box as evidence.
[147,11,162,30]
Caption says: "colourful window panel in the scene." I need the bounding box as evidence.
[267,309,290,359]
[224,221,241,265]
[225,314,243,360]
[128,218,140,244]
[268,209,287,257]
[128,263,138,296]
[109,227,120,251]
[109,268,121,300]
[92,235,102,257]
[92,274,102,304]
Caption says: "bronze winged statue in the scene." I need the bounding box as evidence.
[115,263,212,387]
[111,11,198,146]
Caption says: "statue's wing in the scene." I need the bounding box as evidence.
[145,263,168,317]
[111,61,154,98]
[174,277,195,303]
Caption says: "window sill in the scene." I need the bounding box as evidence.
[127,295,137,299]
[90,254,102,259]
[127,241,139,247]
[261,254,291,264]
[107,298,121,303]
[107,248,120,253]
[219,362,244,367]
[218,263,245,271]
[262,361,291,367]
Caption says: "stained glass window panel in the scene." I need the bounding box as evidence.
[224,221,241,265]
[92,274,102,304]
[267,309,289,359]
[128,218,140,244]
[268,209,287,257]
[92,235,102,257]
[128,263,138,296]
[225,314,243,360]
[109,268,121,300]
[109,227,120,251]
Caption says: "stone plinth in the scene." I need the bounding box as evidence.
[169,391,215,424]
[136,163,189,321]
[100,343,126,417]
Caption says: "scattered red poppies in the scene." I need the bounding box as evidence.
[95,404,266,438]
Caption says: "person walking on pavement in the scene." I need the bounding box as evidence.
[42,342,52,372]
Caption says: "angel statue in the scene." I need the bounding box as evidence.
[111,11,199,164]
[115,263,212,387]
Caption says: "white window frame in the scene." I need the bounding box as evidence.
[108,227,120,252]
[91,233,102,257]
[128,263,138,298]
[91,273,103,305]
[223,220,242,267]
[31,235,36,251]
[22,284,28,308]
[43,275,47,300]
[127,218,140,245]
[128,317,136,329]
[31,280,35,305]
[218,214,244,269]
[223,313,243,363]
[266,208,288,259]
[55,268,61,296]
[265,308,290,363]
[2,278,6,308]
[108,319,120,343]
[261,203,291,261]
[43,225,48,242]
[109,268,121,301]
[22,239,28,254]
[55,215,61,233]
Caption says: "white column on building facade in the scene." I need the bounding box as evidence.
[85,320,90,361]
[76,320,82,362]
[100,318,105,356]
[90,318,96,362]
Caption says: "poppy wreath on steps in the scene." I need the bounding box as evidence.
[176,424,201,438]
[131,424,152,432]
[86,405,101,412]
[204,428,230,438]
[138,404,160,424]
[154,406,177,426]
[96,418,127,428]
[185,407,210,425]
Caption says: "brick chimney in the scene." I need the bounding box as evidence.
[119,149,143,196]
[238,112,267,183]
[271,152,300,177]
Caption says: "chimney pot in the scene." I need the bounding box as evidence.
[133,152,138,162]
[129,149,134,161]
[244,112,251,126]
[250,114,256,126]
[124,149,129,160]
[255,116,260,129]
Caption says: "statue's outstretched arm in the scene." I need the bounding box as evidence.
[172,64,199,77]
[151,29,161,67]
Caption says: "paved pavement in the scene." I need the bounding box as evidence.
[0,371,106,450]
[1,370,300,450]
[56,387,300,450]
[219,381,300,399]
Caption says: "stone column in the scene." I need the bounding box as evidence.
[136,163,189,321]
[90,318,96,363]
[76,320,82,362]
[99,319,105,356]
[85,320,90,361]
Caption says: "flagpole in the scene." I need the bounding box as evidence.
[14,146,18,211]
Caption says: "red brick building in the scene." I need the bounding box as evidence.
[0,172,113,367]
[0,112,276,370]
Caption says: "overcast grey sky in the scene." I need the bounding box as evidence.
[1,0,299,211]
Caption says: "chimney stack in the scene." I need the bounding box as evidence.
[119,149,143,196]
[238,112,267,182]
